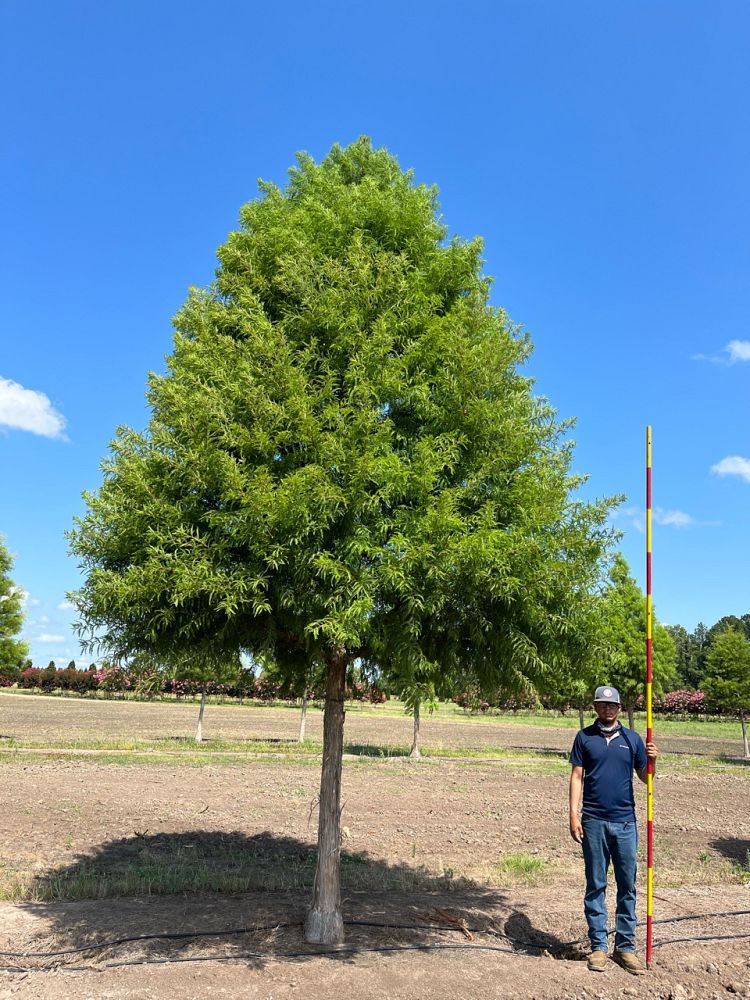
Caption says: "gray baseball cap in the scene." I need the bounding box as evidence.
[593,685,621,704]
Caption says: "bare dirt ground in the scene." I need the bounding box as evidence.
[1,691,748,759]
[0,695,748,998]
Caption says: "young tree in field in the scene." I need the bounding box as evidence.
[132,651,243,742]
[261,652,325,742]
[399,678,438,759]
[702,629,750,759]
[68,138,617,944]
[0,538,28,671]
[547,659,598,730]
[599,554,677,729]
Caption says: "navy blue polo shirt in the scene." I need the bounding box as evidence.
[570,724,647,823]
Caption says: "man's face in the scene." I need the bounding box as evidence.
[594,700,621,724]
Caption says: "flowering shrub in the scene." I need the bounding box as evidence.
[0,667,20,687]
[97,665,132,693]
[453,687,539,713]
[19,667,43,688]
[659,689,706,715]
[634,689,707,715]
[55,666,97,693]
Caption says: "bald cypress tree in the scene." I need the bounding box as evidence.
[69,138,616,942]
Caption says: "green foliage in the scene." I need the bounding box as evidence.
[665,615,750,691]
[400,679,438,719]
[702,629,750,713]
[260,653,326,699]
[0,537,28,671]
[68,137,617,701]
[666,623,706,689]
[598,554,677,710]
[707,614,750,645]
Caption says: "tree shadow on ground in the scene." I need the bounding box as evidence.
[710,837,750,864]
[16,831,578,970]
[718,753,750,766]
[504,911,586,960]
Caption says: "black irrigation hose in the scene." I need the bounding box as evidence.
[4,932,750,976]
[0,907,749,966]
[656,932,750,947]
[0,943,522,975]
[647,908,750,928]
[0,921,302,959]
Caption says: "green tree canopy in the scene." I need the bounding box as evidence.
[702,628,750,758]
[707,614,750,646]
[0,537,28,670]
[598,553,677,727]
[69,138,618,942]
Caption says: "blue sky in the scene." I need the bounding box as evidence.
[1,1,748,665]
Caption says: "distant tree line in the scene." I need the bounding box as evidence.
[665,615,750,690]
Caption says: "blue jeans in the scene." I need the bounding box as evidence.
[582,817,638,953]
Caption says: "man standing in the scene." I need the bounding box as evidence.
[569,685,658,975]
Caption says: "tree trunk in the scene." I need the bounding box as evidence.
[578,705,585,730]
[627,702,635,732]
[299,686,309,743]
[740,710,749,759]
[410,701,421,758]
[305,649,346,944]
[195,687,207,743]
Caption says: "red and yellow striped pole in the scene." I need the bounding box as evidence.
[646,426,654,968]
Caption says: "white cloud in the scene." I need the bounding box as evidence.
[0,377,66,438]
[653,508,694,528]
[613,505,719,533]
[613,506,645,533]
[28,615,51,627]
[57,600,75,611]
[34,633,65,643]
[711,455,750,483]
[726,340,750,363]
[693,340,750,365]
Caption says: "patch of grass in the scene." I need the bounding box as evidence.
[493,852,547,883]
[0,735,316,755]
[0,845,470,903]
[733,850,750,884]
[0,750,334,768]
[422,744,569,760]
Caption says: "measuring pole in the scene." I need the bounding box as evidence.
[646,426,654,967]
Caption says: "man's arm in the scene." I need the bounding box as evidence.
[569,765,584,842]
[637,741,659,784]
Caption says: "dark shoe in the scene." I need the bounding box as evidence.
[587,950,608,971]
[613,950,646,975]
